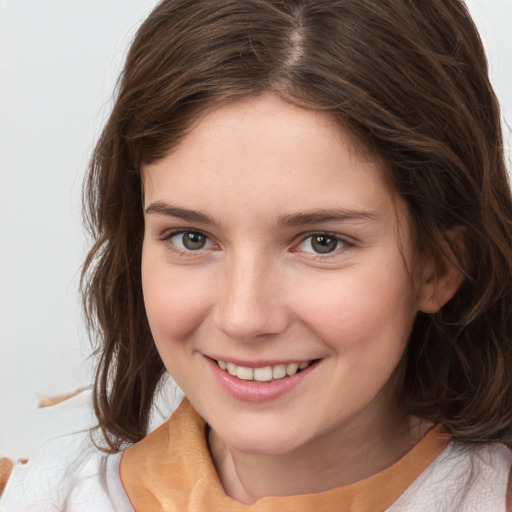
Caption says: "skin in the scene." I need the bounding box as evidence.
[141,93,457,503]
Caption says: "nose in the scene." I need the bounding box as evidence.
[213,254,291,342]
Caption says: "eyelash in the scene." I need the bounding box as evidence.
[158,229,355,259]
[294,232,355,257]
[159,229,216,258]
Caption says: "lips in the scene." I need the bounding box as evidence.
[216,359,312,382]
[206,356,320,402]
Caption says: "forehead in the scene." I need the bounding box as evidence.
[142,93,402,229]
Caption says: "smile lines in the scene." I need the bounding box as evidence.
[216,359,313,382]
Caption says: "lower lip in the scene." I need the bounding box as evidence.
[206,358,318,403]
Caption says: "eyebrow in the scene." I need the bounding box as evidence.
[277,208,380,227]
[145,201,221,225]
[145,201,380,227]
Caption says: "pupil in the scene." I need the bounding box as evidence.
[311,235,337,254]
[183,232,206,250]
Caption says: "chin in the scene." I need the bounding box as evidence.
[211,418,314,457]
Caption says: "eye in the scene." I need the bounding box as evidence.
[295,233,351,255]
[165,230,214,252]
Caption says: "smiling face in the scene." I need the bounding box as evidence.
[141,94,429,458]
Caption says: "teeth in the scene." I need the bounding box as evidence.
[286,363,299,376]
[236,366,253,380]
[253,366,273,382]
[216,359,312,382]
[227,362,237,376]
[272,364,287,379]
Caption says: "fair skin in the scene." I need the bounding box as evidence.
[141,93,459,503]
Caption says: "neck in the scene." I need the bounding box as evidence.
[208,402,430,504]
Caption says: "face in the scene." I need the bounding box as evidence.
[141,94,427,456]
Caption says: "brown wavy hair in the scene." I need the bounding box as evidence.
[82,0,512,452]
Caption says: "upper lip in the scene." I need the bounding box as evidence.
[205,355,319,368]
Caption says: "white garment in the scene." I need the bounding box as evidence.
[1,392,511,511]
[1,384,182,512]
[0,432,133,512]
[390,441,512,511]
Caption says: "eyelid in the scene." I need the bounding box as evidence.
[292,231,355,256]
[159,228,217,256]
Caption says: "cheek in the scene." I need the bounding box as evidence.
[141,252,212,345]
[290,264,417,354]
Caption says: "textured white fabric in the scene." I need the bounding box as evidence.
[388,441,512,511]
[0,431,132,512]
[0,384,183,512]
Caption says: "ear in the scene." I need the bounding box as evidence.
[417,227,465,314]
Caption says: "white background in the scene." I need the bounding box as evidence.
[1,0,511,460]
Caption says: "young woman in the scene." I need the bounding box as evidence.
[2,0,512,510]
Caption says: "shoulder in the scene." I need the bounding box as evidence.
[0,390,135,512]
[389,441,512,511]
[0,429,131,512]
